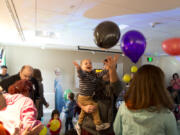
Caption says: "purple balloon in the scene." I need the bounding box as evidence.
[121,30,146,63]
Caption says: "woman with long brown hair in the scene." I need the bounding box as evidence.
[114,64,178,135]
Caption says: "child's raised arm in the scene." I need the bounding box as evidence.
[73,61,87,78]
[73,61,81,70]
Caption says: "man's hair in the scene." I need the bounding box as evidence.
[1,65,7,69]
[8,80,32,95]
[20,65,33,72]
[124,64,174,111]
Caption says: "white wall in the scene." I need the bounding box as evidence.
[5,45,180,113]
[142,55,180,86]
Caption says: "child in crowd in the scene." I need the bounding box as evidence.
[73,59,110,135]
[114,64,179,135]
[47,109,62,135]
[64,92,76,133]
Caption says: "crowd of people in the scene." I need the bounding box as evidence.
[0,54,180,135]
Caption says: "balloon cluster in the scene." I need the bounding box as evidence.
[94,21,146,63]
[122,66,138,83]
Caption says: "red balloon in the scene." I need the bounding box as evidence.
[162,38,180,56]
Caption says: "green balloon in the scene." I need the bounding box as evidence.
[63,89,72,101]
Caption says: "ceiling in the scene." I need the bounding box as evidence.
[0,0,180,55]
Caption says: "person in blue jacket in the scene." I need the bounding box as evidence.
[64,92,76,133]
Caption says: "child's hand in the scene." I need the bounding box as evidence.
[73,61,81,70]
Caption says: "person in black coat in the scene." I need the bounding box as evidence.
[0,65,40,103]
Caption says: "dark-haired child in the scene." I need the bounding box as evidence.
[47,109,62,135]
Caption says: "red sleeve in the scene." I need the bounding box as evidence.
[47,120,52,128]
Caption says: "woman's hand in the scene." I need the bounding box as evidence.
[105,54,119,70]
[22,123,44,135]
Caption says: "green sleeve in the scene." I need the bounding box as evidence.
[164,111,179,135]
[113,105,123,135]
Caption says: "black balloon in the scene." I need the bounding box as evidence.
[94,21,120,49]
